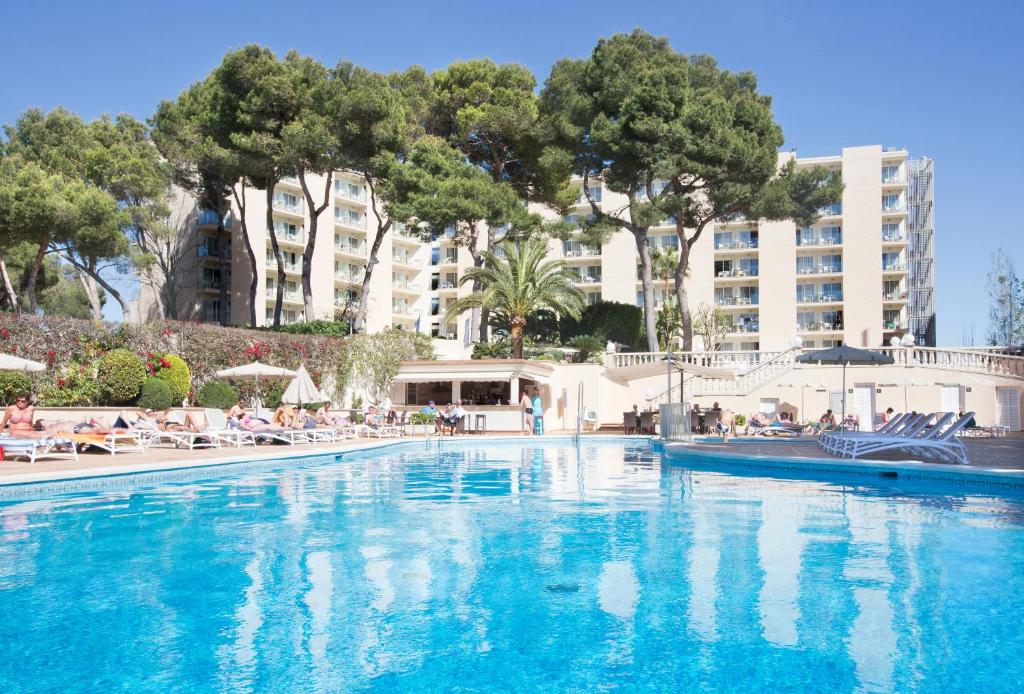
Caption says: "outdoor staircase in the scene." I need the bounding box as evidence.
[609,346,1024,407]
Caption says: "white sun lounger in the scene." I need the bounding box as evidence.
[0,435,79,464]
[838,412,974,464]
[828,412,945,458]
[819,412,914,454]
[202,409,257,448]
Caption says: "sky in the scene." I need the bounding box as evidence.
[1,0,1021,345]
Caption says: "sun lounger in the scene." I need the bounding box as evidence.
[819,412,917,454]
[67,431,146,455]
[202,409,257,448]
[0,435,79,464]
[835,412,974,464]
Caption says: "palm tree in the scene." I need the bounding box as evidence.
[446,238,585,359]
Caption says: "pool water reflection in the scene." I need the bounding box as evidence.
[1,440,1023,692]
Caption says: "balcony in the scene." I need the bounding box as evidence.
[335,182,367,204]
[715,295,758,307]
[335,242,366,258]
[797,293,844,305]
[392,280,420,293]
[572,273,602,285]
[265,257,300,273]
[197,244,231,260]
[335,271,363,284]
[438,282,458,292]
[882,262,907,274]
[881,232,906,244]
[883,290,908,302]
[392,254,423,268]
[728,322,760,334]
[796,263,842,276]
[714,239,759,251]
[883,320,909,331]
[272,198,304,216]
[817,203,842,217]
[798,321,843,333]
[392,305,415,317]
[796,234,842,248]
[198,209,234,227]
[334,210,367,230]
[275,229,305,246]
[882,203,905,214]
[564,247,602,258]
[439,254,459,266]
[715,268,759,279]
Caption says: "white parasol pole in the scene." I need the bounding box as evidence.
[841,362,847,430]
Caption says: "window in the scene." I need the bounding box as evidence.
[715,231,733,249]
[577,185,602,203]
[797,311,815,330]
[740,341,760,351]
[737,258,758,276]
[431,297,440,316]
[820,254,842,273]
[661,235,679,249]
[882,222,901,241]
[431,247,440,265]
[738,285,759,304]
[821,310,841,329]
[586,291,601,305]
[715,287,735,305]
[796,283,815,303]
[820,226,842,245]
[796,228,815,246]
[882,251,903,270]
[882,165,900,183]
[882,194,901,212]
[821,282,842,301]
[796,256,815,274]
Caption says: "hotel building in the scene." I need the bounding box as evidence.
[144,145,936,352]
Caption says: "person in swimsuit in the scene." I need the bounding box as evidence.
[1,394,35,435]
[520,390,533,436]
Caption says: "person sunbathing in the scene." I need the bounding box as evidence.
[750,412,771,429]
[152,411,202,432]
[237,413,281,432]
[29,419,128,436]
[227,401,247,420]
[1,394,35,435]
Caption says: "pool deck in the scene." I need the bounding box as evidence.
[0,430,1021,490]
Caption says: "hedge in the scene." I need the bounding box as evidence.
[97,348,147,404]
[0,371,31,405]
[138,378,173,411]
[196,381,238,409]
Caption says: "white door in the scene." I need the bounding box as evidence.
[853,385,875,431]
[759,398,779,418]
[996,387,1021,431]
[940,385,962,414]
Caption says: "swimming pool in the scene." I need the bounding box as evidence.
[1,439,1023,692]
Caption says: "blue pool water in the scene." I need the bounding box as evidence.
[2,439,1024,692]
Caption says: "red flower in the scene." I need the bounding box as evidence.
[159,357,171,368]
[57,378,66,387]
[147,352,155,359]
[0,327,9,339]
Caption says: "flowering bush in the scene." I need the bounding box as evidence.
[0,371,31,405]
[37,362,100,406]
[155,354,190,404]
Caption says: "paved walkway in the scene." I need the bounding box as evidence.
[680,434,1024,470]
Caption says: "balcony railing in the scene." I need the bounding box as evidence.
[392,281,420,292]
[798,321,843,332]
[818,203,842,216]
[335,271,363,283]
[391,306,415,316]
[335,212,367,229]
[883,262,907,272]
[572,274,602,284]
[197,245,231,260]
[335,243,366,256]
[273,198,304,215]
[715,296,759,306]
[715,268,759,278]
[276,229,305,244]
[882,232,905,243]
[796,236,841,247]
[265,257,300,273]
[882,203,905,213]
[392,254,422,266]
[714,239,759,250]
[729,323,760,334]
[198,209,234,227]
[796,264,842,275]
[797,293,843,304]
[883,291,908,301]
[883,320,908,331]
[882,174,904,184]
[335,185,366,203]
[564,247,602,257]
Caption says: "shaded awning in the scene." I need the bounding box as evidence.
[605,358,737,385]
[395,359,555,384]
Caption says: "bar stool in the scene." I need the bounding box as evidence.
[474,414,487,435]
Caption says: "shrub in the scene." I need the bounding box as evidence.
[137,378,173,411]
[410,412,435,425]
[472,340,511,359]
[560,301,644,349]
[567,334,606,363]
[272,319,349,336]
[37,363,100,406]
[0,371,31,405]
[156,354,191,404]
[196,381,238,409]
[97,348,146,405]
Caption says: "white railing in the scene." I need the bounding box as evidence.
[878,347,1024,378]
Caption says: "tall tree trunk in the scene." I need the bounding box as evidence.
[232,182,258,328]
[510,316,525,359]
[216,195,229,326]
[0,254,20,312]
[477,225,494,343]
[673,237,693,350]
[77,271,103,321]
[298,170,334,323]
[265,182,285,327]
[25,241,47,314]
[634,231,659,352]
[354,176,391,333]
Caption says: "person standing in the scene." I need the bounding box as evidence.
[531,388,544,435]
[520,390,534,436]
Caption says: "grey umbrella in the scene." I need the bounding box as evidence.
[795,345,895,429]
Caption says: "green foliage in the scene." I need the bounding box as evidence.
[446,238,585,359]
[272,320,349,336]
[472,340,511,359]
[137,377,173,411]
[37,363,100,406]
[656,303,682,350]
[196,381,238,409]
[0,371,31,405]
[155,354,191,404]
[96,348,146,405]
[560,301,644,349]
[409,412,434,425]
[339,329,435,407]
[734,414,747,427]
[567,334,606,363]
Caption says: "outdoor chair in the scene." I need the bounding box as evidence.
[639,411,655,435]
[622,412,637,434]
[703,411,720,434]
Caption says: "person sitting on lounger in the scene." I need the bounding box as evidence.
[750,412,771,430]
[818,409,837,431]
[227,401,247,420]
[2,393,35,435]
[958,411,978,428]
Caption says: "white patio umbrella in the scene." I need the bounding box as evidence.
[0,353,46,372]
[215,361,297,409]
[280,365,330,407]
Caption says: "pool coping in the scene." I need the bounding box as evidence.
[657,440,1024,489]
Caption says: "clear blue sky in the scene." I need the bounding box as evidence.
[2,0,1021,344]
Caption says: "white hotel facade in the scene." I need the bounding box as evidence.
[155,144,936,353]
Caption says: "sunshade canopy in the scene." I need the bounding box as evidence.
[394,359,554,384]
[0,353,46,372]
[281,365,330,405]
[215,361,297,378]
[794,345,895,366]
[605,357,737,385]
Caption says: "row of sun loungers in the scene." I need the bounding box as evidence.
[1,409,405,464]
[818,410,976,465]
